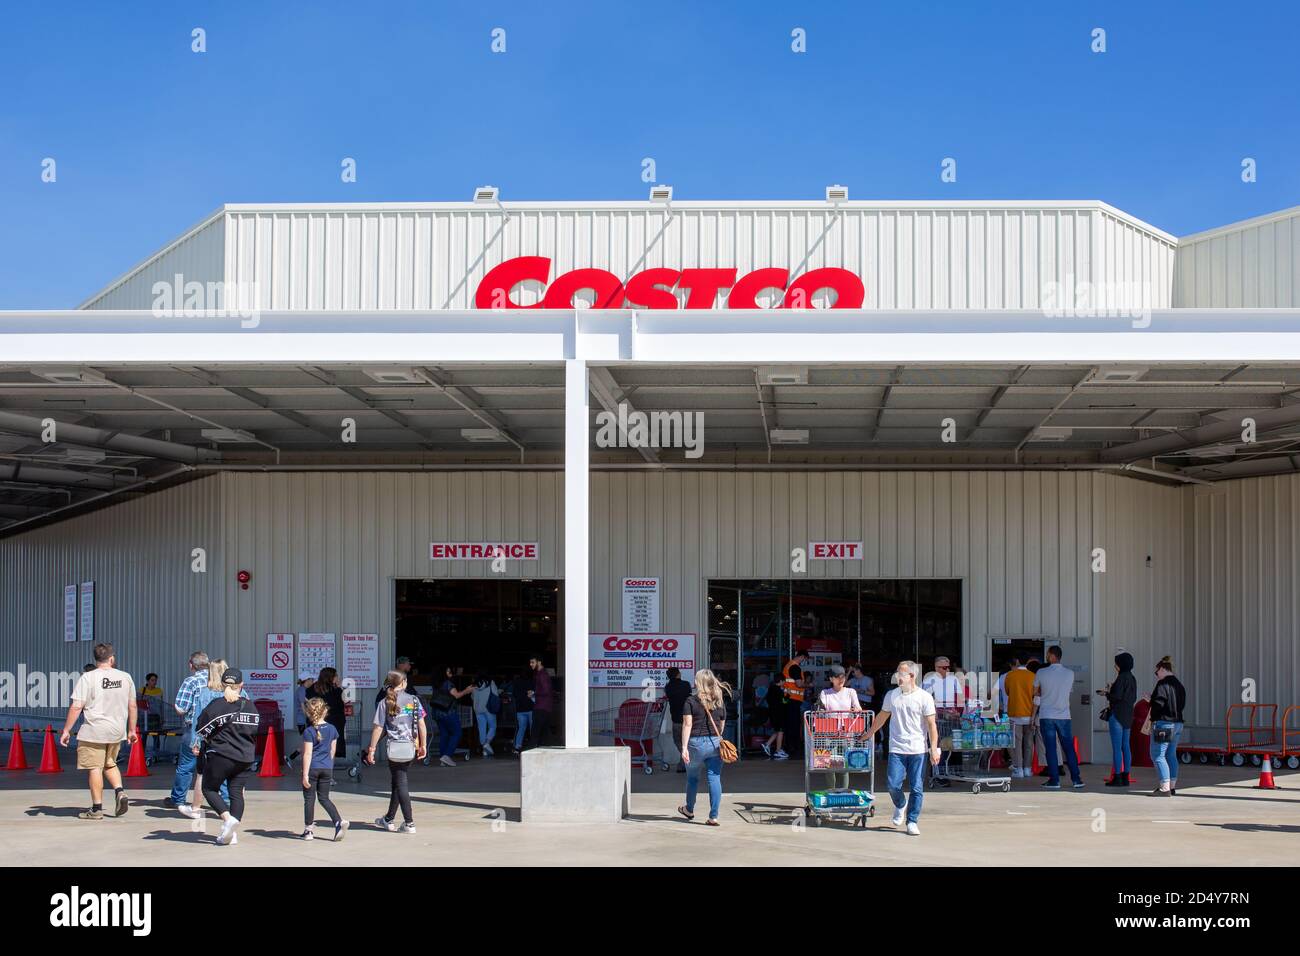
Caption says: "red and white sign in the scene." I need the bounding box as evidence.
[621,577,660,633]
[342,633,380,688]
[588,633,696,689]
[430,542,539,560]
[297,633,336,680]
[265,633,294,671]
[245,668,295,720]
[474,256,865,310]
[809,541,864,560]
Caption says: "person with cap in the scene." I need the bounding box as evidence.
[191,667,262,846]
[1098,652,1137,787]
[818,664,864,789]
[922,656,962,787]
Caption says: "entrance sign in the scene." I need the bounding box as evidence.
[297,633,336,680]
[430,542,539,560]
[63,585,78,643]
[621,577,660,633]
[245,669,295,720]
[342,633,380,687]
[265,633,294,671]
[78,582,94,642]
[588,633,695,688]
[809,541,863,559]
[475,256,866,310]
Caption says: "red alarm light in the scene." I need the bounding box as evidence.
[237,570,251,590]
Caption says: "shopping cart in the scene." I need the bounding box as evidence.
[590,698,670,774]
[929,706,1012,794]
[802,710,876,828]
[133,695,187,765]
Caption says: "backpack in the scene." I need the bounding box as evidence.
[486,684,502,715]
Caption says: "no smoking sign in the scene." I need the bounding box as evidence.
[271,650,290,669]
[265,633,294,671]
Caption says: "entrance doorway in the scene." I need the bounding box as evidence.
[395,578,563,748]
[707,579,962,752]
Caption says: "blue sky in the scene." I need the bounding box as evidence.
[1,1,1297,308]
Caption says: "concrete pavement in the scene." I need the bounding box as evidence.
[1,752,1296,866]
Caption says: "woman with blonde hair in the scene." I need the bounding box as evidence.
[192,668,261,846]
[677,669,733,826]
[178,658,238,821]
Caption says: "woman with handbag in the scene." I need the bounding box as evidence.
[1142,656,1186,796]
[1098,652,1137,787]
[365,670,427,833]
[677,669,735,826]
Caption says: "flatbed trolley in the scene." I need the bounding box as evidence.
[1175,703,1298,770]
[930,707,1012,794]
[802,709,876,828]
[590,698,671,774]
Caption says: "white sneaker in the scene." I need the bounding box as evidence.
[761,741,771,757]
[773,750,789,761]
[892,806,906,827]
[229,832,238,845]
[375,816,399,832]
[439,755,456,767]
[906,822,920,836]
[483,744,494,757]
[177,804,202,820]
[216,816,240,846]
[400,821,417,834]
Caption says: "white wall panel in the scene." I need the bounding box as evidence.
[81,215,225,310]
[1176,206,1300,308]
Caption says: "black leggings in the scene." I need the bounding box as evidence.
[304,768,341,826]
[386,760,413,824]
[202,754,251,819]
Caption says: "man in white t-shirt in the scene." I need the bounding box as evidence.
[866,661,939,835]
[60,642,138,820]
[1033,645,1083,790]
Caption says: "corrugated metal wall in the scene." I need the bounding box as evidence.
[81,215,226,310]
[1186,475,1300,727]
[0,477,225,714]
[7,469,1299,752]
[218,205,1175,312]
[1174,207,1300,308]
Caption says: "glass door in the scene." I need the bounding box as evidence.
[706,586,741,747]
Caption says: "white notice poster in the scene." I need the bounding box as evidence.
[63,585,78,643]
[297,633,336,680]
[342,633,380,687]
[78,582,94,642]
[245,668,295,721]
[621,577,660,633]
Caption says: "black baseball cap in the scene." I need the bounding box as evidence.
[221,667,243,685]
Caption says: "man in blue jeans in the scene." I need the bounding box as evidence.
[166,650,228,809]
[1033,645,1084,790]
[866,660,941,836]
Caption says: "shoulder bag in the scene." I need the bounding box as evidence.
[703,702,738,764]
[385,700,416,762]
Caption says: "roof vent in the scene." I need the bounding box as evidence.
[1091,367,1148,385]
[770,428,810,445]
[758,366,808,386]
[363,368,423,385]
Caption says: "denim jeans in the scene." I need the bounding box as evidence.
[513,711,534,750]
[436,710,461,759]
[169,731,228,804]
[1040,717,1081,785]
[1107,714,1131,774]
[886,752,925,825]
[476,711,498,750]
[685,736,723,820]
[1150,721,1183,784]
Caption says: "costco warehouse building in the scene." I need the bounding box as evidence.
[2,196,1299,791]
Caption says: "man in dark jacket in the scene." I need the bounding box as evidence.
[663,667,692,773]
[530,656,554,747]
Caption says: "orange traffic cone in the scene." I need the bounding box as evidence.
[1255,757,1277,790]
[258,730,283,778]
[36,725,62,774]
[3,725,28,771]
[125,737,149,777]
[1031,747,1041,775]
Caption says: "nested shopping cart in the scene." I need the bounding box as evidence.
[590,698,670,774]
[802,710,876,827]
[929,707,1012,794]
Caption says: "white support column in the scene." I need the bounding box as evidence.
[563,357,590,747]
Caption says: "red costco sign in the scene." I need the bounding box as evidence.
[474,256,865,310]
[430,542,539,560]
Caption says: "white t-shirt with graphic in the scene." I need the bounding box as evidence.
[71,667,136,744]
